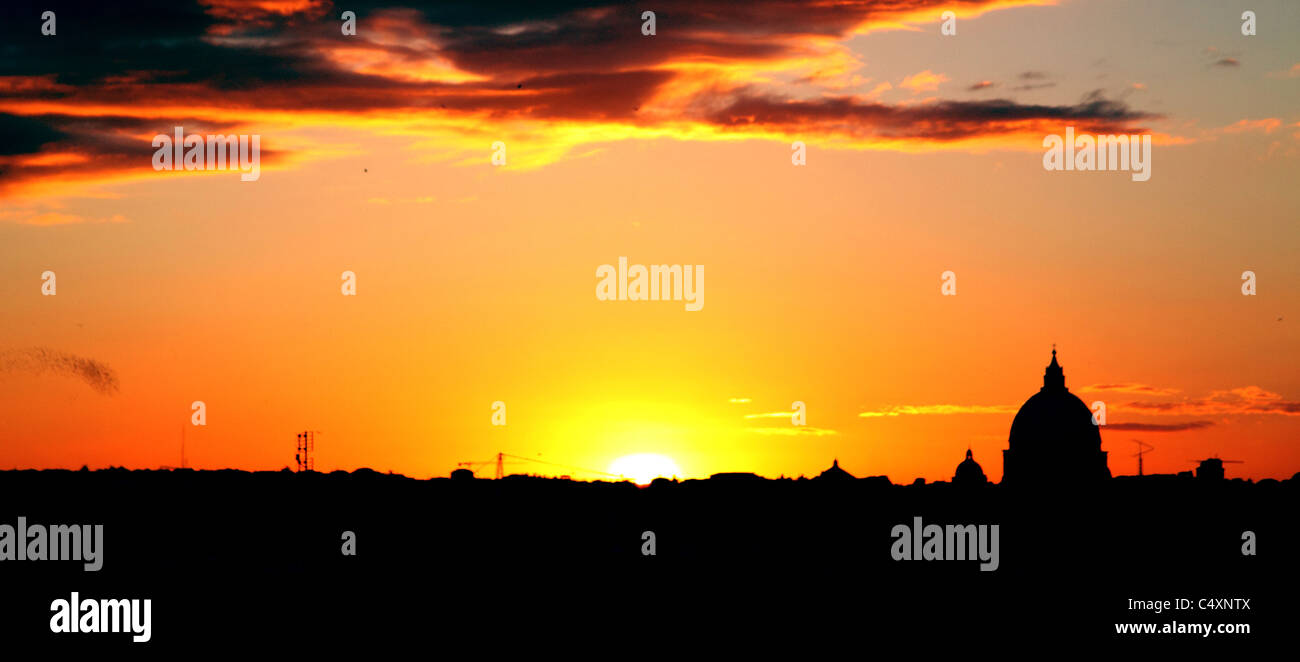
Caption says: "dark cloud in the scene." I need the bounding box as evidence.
[0,0,976,85]
[703,92,1156,140]
[1010,82,1056,91]
[0,1,221,84]
[0,0,1156,192]
[0,0,1046,90]
[0,112,275,193]
[332,0,617,30]
[0,113,65,155]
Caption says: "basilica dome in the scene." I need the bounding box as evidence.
[1002,349,1110,485]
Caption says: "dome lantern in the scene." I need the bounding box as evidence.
[1043,346,1064,391]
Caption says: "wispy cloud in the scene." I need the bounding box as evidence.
[744,411,796,420]
[1217,118,1283,134]
[1080,383,1181,396]
[0,207,129,226]
[367,196,436,205]
[899,69,949,94]
[1267,63,1300,79]
[747,427,838,436]
[858,404,1017,417]
[1115,387,1300,416]
[1202,47,1241,69]
[1106,421,1214,432]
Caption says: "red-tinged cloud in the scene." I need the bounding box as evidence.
[1,0,1164,204]
[0,112,283,197]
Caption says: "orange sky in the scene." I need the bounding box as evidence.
[2,0,1298,482]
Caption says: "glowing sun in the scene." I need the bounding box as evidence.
[609,453,682,485]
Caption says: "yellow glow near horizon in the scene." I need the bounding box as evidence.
[609,454,682,485]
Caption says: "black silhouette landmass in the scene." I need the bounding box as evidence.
[0,465,1294,650]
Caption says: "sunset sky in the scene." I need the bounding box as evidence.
[2,0,1298,482]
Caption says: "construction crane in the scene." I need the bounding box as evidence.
[1131,440,1154,476]
[457,452,624,480]
[458,452,507,479]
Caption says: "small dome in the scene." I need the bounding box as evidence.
[953,449,987,485]
[815,459,855,481]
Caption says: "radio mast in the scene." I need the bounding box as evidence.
[296,431,317,472]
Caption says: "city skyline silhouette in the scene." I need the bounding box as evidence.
[1,0,1297,649]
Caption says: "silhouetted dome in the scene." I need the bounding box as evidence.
[953,449,987,485]
[815,459,855,481]
[1002,349,1110,485]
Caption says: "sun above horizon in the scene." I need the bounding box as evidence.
[609,454,682,485]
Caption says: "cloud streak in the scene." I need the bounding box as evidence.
[859,404,1018,417]
[1080,383,1181,396]
[1114,387,1300,417]
[747,427,838,436]
[744,411,797,420]
[1105,421,1214,432]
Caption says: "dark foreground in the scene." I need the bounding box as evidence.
[1,468,1295,652]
